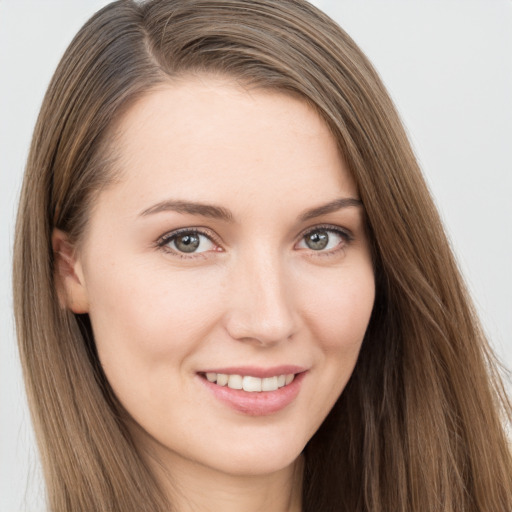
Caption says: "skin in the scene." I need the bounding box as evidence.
[54,76,375,512]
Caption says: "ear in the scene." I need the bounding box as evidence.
[52,229,89,313]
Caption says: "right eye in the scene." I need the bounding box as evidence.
[158,229,218,255]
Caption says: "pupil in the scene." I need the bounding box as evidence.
[175,233,200,253]
[306,230,328,250]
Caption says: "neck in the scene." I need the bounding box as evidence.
[148,450,304,512]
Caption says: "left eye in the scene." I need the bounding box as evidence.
[297,228,346,251]
[163,231,216,254]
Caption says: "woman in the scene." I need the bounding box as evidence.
[13,0,512,511]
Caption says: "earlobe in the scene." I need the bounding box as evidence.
[52,229,89,313]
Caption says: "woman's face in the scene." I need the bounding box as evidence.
[61,77,375,478]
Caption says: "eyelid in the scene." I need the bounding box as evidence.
[156,227,223,255]
[299,223,354,241]
[295,224,354,254]
[155,223,353,258]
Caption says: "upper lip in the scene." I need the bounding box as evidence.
[198,365,307,378]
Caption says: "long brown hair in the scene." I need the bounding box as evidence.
[13,1,512,510]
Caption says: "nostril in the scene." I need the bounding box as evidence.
[224,319,295,346]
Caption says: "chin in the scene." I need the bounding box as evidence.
[202,433,307,477]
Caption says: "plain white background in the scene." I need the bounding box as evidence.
[1,1,511,510]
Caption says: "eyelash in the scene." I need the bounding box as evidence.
[156,227,221,259]
[156,224,353,259]
[299,224,354,257]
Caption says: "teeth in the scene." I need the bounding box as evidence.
[228,374,243,390]
[261,376,278,391]
[243,376,262,392]
[204,372,296,392]
[216,373,228,386]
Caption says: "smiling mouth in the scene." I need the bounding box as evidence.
[201,372,296,392]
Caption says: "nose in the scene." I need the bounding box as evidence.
[223,249,297,347]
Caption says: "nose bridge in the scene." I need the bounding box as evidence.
[224,245,296,345]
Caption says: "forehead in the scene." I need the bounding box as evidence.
[101,76,357,218]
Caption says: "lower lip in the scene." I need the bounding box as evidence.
[199,372,306,416]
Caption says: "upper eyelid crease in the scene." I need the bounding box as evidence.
[157,227,219,246]
[302,224,353,237]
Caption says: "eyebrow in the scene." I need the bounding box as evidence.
[139,197,362,222]
[140,199,234,222]
[299,197,363,221]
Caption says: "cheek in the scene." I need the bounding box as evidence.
[292,260,375,439]
[302,261,375,352]
[84,259,222,374]
[83,260,227,434]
